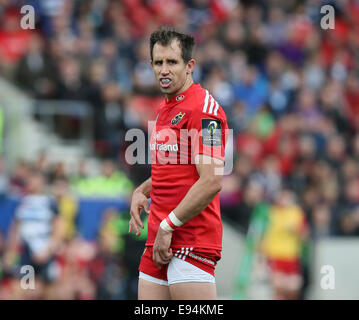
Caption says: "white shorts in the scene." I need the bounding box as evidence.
[139,257,215,286]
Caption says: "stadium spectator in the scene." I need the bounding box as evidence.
[234,179,265,234]
[15,32,56,98]
[0,7,33,78]
[71,159,133,198]
[310,203,333,239]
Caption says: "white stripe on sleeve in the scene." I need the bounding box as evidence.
[208,95,215,114]
[213,101,219,116]
[202,90,209,113]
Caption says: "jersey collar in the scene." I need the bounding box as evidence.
[164,83,199,106]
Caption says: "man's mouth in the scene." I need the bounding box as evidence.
[160,78,172,88]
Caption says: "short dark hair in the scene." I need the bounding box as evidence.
[150,26,195,63]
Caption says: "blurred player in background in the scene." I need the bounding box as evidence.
[129,27,228,300]
[3,170,63,299]
[261,187,309,300]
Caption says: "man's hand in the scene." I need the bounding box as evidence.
[129,189,150,236]
[153,227,173,269]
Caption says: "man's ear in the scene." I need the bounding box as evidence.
[150,60,153,68]
[187,59,195,74]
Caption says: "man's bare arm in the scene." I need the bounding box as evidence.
[134,177,152,199]
[171,155,223,223]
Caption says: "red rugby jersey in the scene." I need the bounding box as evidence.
[146,83,228,251]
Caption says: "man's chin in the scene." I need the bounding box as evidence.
[160,86,174,94]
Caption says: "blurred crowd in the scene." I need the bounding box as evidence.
[0,154,143,299]
[0,0,359,299]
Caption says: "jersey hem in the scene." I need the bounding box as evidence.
[144,242,222,251]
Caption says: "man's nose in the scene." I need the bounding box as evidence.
[160,63,169,74]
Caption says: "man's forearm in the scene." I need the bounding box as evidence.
[4,221,20,262]
[134,177,152,198]
[172,177,221,224]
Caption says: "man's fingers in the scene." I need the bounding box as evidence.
[159,248,173,262]
[153,247,172,269]
[168,248,173,259]
[130,205,144,229]
[152,250,162,269]
[129,218,141,236]
[131,207,144,229]
[153,249,171,269]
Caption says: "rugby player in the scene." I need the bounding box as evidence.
[129,27,228,300]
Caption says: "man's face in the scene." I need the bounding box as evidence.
[27,174,45,194]
[151,40,194,98]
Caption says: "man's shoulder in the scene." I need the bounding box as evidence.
[188,85,227,122]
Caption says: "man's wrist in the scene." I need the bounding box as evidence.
[159,211,184,233]
[134,187,147,198]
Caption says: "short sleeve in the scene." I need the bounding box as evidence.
[187,109,228,162]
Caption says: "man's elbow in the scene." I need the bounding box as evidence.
[205,177,223,194]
